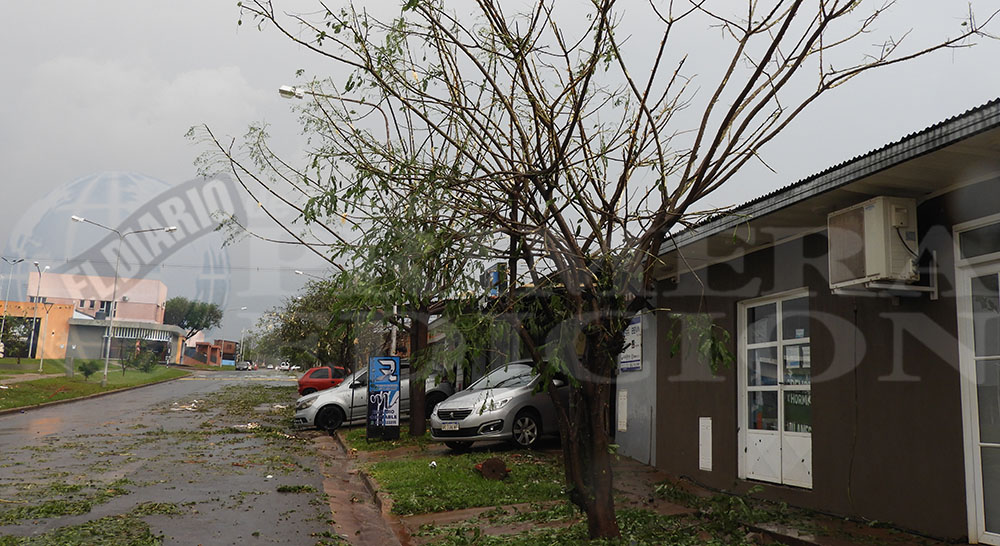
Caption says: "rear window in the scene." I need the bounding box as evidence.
[311,368,330,379]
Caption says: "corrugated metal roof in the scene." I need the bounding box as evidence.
[659,97,1000,254]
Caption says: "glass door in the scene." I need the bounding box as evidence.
[961,265,1000,543]
[956,216,1000,544]
[740,292,812,488]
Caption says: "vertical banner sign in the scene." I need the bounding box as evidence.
[618,315,642,372]
[367,356,401,441]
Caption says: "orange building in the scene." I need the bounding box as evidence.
[180,338,240,367]
[0,301,74,359]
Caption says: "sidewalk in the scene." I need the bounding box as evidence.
[610,456,947,546]
[0,372,63,385]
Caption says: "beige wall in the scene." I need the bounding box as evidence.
[28,272,167,323]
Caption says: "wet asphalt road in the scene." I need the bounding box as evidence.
[0,369,351,545]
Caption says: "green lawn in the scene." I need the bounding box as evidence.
[368,451,566,516]
[0,358,72,378]
[0,366,188,410]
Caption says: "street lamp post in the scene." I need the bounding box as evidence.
[28,261,49,371]
[71,215,177,387]
[39,302,53,372]
[294,270,325,281]
[224,305,248,362]
[0,257,25,354]
[278,85,391,142]
[232,306,248,362]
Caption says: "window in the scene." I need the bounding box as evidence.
[961,222,1000,261]
[739,290,812,488]
[311,368,330,379]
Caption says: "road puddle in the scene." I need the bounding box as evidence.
[28,415,62,436]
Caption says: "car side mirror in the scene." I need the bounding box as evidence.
[350,381,365,389]
[551,378,565,388]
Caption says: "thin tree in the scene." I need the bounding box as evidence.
[197,0,997,538]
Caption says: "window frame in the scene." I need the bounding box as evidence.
[956,212,1000,267]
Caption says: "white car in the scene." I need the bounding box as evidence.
[430,360,566,450]
[278,362,291,371]
[293,366,454,430]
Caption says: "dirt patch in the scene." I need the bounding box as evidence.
[401,502,577,545]
[314,433,403,545]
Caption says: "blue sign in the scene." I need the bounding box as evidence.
[367,356,401,440]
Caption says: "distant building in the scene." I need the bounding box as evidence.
[1,271,183,363]
[182,341,223,367]
[27,271,167,323]
[181,338,239,367]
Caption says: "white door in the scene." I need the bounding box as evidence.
[959,260,1000,544]
[739,290,813,489]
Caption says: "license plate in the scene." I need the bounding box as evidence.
[442,422,459,431]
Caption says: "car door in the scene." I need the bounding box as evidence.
[310,367,331,390]
[346,373,369,422]
[400,365,410,418]
[532,375,569,433]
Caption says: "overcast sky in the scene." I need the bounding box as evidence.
[2,1,999,338]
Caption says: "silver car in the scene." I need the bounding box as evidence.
[430,360,565,450]
[293,366,454,431]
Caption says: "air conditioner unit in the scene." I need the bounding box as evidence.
[827,196,919,289]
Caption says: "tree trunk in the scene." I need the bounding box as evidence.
[552,324,621,539]
[409,305,429,437]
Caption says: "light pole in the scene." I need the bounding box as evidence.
[28,261,49,371]
[224,305,248,361]
[279,84,392,142]
[39,302,53,372]
[294,270,325,281]
[71,215,177,387]
[0,257,25,354]
[231,306,248,361]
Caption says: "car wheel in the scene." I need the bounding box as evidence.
[425,392,446,419]
[316,406,345,432]
[301,387,317,395]
[511,410,541,448]
[445,441,473,452]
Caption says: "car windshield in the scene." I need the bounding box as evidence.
[467,363,535,390]
[343,368,367,387]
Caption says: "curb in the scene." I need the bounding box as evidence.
[749,523,818,546]
[331,430,413,546]
[0,371,192,417]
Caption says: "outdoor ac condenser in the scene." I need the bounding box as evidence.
[827,196,919,289]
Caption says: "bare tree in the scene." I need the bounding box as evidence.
[195,0,997,537]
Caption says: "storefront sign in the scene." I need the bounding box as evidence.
[618,315,642,372]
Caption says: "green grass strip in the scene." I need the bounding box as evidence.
[0,367,188,410]
[369,452,566,516]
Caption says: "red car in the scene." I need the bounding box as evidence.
[297,366,348,395]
